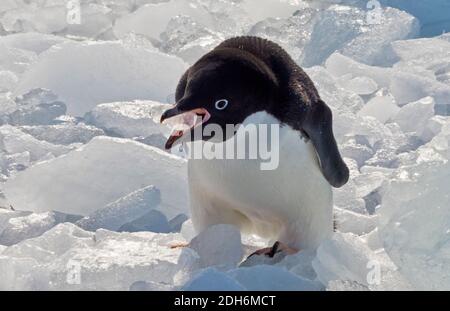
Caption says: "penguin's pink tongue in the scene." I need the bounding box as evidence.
[163,108,210,149]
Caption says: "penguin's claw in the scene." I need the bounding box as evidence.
[169,241,190,249]
[248,241,298,258]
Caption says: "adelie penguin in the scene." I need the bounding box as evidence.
[161,36,349,256]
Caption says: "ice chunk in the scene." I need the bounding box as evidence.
[354,167,392,199]
[3,136,188,218]
[305,66,365,114]
[180,219,196,241]
[277,249,317,281]
[380,0,450,37]
[168,214,189,233]
[312,232,375,288]
[76,186,160,232]
[422,115,450,142]
[426,120,450,157]
[390,37,450,82]
[189,224,243,268]
[392,97,435,138]
[84,100,172,138]
[334,207,377,235]
[14,41,187,116]
[240,0,300,23]
[129,280,172,291]
[114,0,214,41]
[338,76,378,95]
[351,116,393,149]
[0,70,18,92]
[0,208,31,229]
[182,268,245,291]
[0,94,17,120]
[333,158,368,214]
[0,2,113,39]
[0,223,197,290]
[0,43,37,74]
[135,133,168,150]
[20,123,104,145]
[340,7,419,66]
[2,151,31,174]
[228,265,322,291]
[248,8,317,65]
[340,137,374,167]
[0,211,82,246]
[119,210,171,233]
[325,53,392,87]
[0,125,73,162]
[64,3,113,39]
[0,33,66,55]
[358,94,399,124]
[159,15,223,64]
[389,72,450,108]
[7,89,66,126]
[301,6,418,67]
[1,4,67,34]
[301,5,364,67]
[378,161,450,290]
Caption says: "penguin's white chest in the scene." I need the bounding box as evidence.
[187,111,333,249]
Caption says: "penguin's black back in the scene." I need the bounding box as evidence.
[215,36,320,107]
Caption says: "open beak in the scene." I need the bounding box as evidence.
[160,106,211,149]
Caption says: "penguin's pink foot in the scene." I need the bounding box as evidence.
[248,241,298,258]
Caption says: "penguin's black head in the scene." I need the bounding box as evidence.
[160,49,279,149]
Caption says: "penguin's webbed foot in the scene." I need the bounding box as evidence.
[248,241,298,258]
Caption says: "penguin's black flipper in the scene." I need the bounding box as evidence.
[303,100,349,188]
[175,70,189,102]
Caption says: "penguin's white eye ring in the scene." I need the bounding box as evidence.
[215,99,229,110]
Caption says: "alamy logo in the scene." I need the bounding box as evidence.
[366,260,381,286]
[66,259,82,285]
[67,0,81,25]
[169,121,281,171]
[366,0,383,25]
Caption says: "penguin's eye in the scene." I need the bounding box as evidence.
[215,99,229,110]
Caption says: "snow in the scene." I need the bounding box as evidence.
[0,0,449,291]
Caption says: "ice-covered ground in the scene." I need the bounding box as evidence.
[0,0,449,291]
